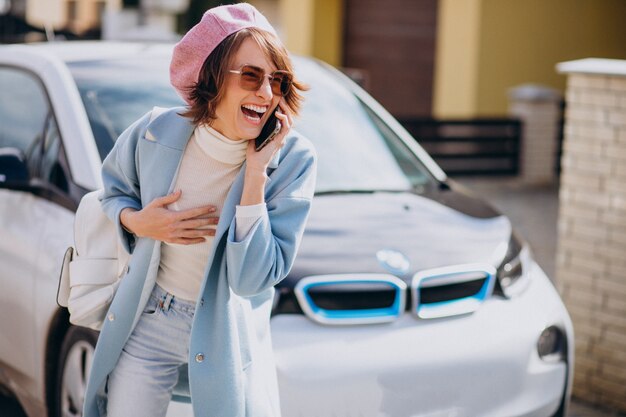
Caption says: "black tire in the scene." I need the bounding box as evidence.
[52,326,98,417]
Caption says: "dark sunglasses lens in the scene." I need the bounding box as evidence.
[238,66,292,96]
[271,72,292,96]
[239,66,264,90]
[280,77,292,95]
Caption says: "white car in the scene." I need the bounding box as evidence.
[0,42,573,417]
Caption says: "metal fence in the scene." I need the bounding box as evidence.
[398,118,522,176]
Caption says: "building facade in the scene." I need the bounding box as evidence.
[251,0,626,119]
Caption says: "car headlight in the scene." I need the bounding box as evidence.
[496,232,532,298]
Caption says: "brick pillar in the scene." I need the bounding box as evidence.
[508,84,562,184]
[556,58,626,412]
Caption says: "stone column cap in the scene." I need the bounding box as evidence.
[508,84,562,102]
[557,58,626,77]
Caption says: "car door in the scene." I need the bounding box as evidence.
[0,64,75,389]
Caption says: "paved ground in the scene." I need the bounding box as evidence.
[568,400,626,417]
[1,176,622,417]
[1,389,621,417]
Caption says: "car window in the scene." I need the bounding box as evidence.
[0,67,49,169]
[69,59,184,160]
[0,66,67,189]
[41,114,69,191]
[294,60,432,192]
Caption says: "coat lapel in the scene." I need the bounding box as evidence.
[128,108,196,327]
[146,107,195,151]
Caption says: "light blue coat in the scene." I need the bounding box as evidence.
[83,107,317,417]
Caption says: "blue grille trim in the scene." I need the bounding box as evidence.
[411,263,497,319]
[294,274,407,325]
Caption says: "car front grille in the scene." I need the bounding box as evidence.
[291,264,496,324]
[419,277,487,303]
[411,264,497,319]
[294,274,407,325]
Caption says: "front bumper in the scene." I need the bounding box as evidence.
[270,261,573,417]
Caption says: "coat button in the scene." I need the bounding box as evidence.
[108,313,115,321]
[195,353,205,363]
[200,298,204,306]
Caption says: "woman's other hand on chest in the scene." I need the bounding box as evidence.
[120,190,219,245]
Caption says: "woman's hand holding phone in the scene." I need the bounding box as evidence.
[239,99,292,207]
[245,98,293,174]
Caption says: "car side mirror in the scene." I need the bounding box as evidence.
[0,147,30,186]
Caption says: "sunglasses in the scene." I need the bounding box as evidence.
[228,65,293,96]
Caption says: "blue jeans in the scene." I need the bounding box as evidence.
[106,284,195,417]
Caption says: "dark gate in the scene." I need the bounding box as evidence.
[398,118,522,175]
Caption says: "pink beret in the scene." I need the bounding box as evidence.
[170,2,278,105]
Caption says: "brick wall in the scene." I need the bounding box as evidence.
[556,59,626,412]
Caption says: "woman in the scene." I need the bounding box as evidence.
[82,3,317,417]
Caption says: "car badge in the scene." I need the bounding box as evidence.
[376,249,410,275]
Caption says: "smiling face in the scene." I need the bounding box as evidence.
[210,37,281,141]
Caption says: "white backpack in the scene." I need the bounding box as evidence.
[56,107,164,330]
[56,190,130,330]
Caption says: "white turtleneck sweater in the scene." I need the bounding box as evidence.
[155,124,265,302]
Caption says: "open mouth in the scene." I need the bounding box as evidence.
[241,104,268,123]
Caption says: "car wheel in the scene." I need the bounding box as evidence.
[54,326,97,417]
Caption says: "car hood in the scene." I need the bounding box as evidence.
[284,190,511,286]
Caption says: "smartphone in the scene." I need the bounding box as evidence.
[255,109,282,152]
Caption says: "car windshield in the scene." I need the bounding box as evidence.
[69,55,433,193]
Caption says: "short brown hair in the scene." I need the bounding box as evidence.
[180,27,308,126]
